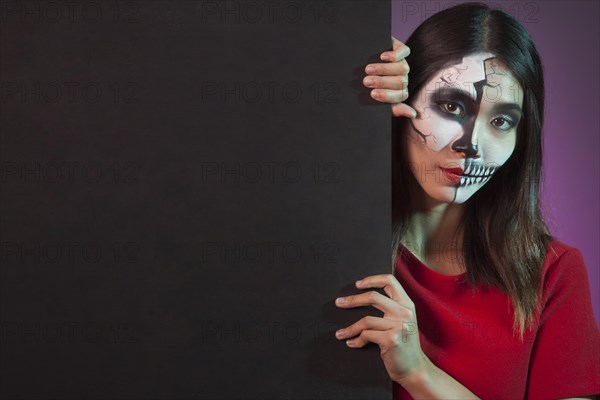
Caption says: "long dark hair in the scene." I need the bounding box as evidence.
[392,2,553,341]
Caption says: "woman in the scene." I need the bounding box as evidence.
[334,3,600,399]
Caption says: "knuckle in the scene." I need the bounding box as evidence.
[401,89,409,101]
[363,315,375,325]
[344,325,355,337]
[399,60,410,73]
[397,79,408,91]
[384,332,399,347]
[357,331,367,343]
[378,64,389,75]
[403,307,416,320]
[366,291,378,302]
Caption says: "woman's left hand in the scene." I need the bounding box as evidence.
[335,273,430,386]
[364,36,416,118]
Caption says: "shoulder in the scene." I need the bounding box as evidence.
[526,240,600,399]
[541,240,587,278]
[538,239,593,315]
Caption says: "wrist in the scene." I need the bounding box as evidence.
[395,354,434,392]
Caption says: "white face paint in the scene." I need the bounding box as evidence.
[406,52,524,204]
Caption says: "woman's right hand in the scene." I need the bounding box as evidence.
[363,36,417,119]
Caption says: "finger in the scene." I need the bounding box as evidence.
[365,60,409,76]
[346,329,388,348]
[336,315,397,340]
[370,88,409,104]
[392,103,417,118]
[391,36,410,56]
[391,36,402,51]
[363,75,408,90]
[382,38,410,62]
[356,274,412,305]
[336,290,399,315]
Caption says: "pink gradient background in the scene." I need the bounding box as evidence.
[392,0,600,327]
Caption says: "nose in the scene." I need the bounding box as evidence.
[452,141,478,158]
[451,117,481,159]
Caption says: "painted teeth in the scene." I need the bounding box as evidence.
[462,165,496,178]
[460,173,492,186]
[457,164,497,186]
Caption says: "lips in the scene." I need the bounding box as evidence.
[440,164,498,186]
[439,167,463,184]
[441,167,463,175]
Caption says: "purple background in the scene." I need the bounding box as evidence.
[391,0,600,328]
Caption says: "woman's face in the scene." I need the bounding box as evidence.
[406,52,524,205]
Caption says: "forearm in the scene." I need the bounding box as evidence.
[397,357,481,400]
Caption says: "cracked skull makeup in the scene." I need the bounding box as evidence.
[406,52,524,204]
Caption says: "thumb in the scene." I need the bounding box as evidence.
[392,103,417,119]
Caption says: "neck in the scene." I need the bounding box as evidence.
[402,184,466,272]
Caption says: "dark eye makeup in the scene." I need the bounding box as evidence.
[435,99,467,118]
[434,98,521,132]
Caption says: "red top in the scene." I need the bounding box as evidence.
[393,240,600,399]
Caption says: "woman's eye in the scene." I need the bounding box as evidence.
[440,102,464,117]
[491,116,515,131]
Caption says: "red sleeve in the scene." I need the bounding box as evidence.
[525,245,600,399]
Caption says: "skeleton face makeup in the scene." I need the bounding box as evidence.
[406,52,524,205]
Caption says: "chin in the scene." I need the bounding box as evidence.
[453,187,480,204]
[421,185,461,205]
[422,182,485,205]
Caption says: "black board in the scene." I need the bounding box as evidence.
[0,1,392,398]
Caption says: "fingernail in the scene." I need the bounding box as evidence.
[380,54,390,61]
[371,90,381,100]
[346,339,355,346]
[366,65,375,74]
[336,297,346,305]
[356,280,363,287]
[335,329,345,338]
[364,77,374,87]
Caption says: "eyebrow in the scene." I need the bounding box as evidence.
[431,87,477,104]
[431,87,522,115]
[493,103,523,116]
